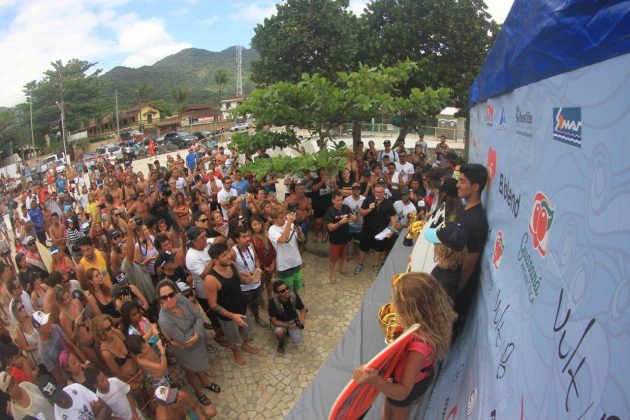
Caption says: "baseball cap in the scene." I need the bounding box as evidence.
[32,311,51,327]
[176,281,191,294]
[155,386,178,404]
[37,374,64,402]
[23,236,35,246]
[50,246,59,255]
[352,183,361,189]
[156,251,175,268]
[0,371,11,393]
[376,178,386,185]
[383,139,391,145]
[187,226,204,241]
[399,187,410,196]
[417,200,426,208]
[423,221,468,251]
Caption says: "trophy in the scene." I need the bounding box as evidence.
[403,211,418,246]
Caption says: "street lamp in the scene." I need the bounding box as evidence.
[55,101,68,163]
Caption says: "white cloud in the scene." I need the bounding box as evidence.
[0,0,189,106]
[200,16,220,28]
[486,0,514,23]
[348,0,369,16]
[230,1,276,24]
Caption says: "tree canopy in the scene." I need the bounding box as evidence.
[251,0,360,85]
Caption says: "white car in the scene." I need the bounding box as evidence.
[106,145,123,162]
[229,122,249,132]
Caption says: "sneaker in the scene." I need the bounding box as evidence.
[353,264,364,275]
[277,340,286,356]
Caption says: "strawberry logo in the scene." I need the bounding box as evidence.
[493,231,504,269]
[487,147,497,187]
[528,192,555,257]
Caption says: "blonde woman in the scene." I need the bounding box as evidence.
[352,272,457,419]
[11,299,43,369]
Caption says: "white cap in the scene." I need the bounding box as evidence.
[417,200,426,208]
[32,311,51,326]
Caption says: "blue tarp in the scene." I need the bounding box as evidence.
[469,0,630,107]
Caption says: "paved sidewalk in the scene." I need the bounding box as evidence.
[169,248,375,419]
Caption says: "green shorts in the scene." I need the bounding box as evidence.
[277,266,303,291]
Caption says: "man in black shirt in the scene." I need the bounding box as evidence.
[156,251,189,284]
[268,280,306,355]
[455,163,489,322]
[324,191,356,283]
[356,184,397,275]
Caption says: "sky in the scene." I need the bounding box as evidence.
[0,0,514,107]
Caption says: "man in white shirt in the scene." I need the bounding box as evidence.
[7,278,34,325]
[395,149,415,186]
[268,207,304,291]
[216,176,239,220]
[343,183,366,261]
[185,226,214,313]
[378,139,399,164]
[95,369,143,420]
[393,188,418,230]
[37,374,112,420]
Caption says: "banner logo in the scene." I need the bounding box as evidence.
[515,106,534,138]
[498,173,520,218]
[486,103,494,126]
[553,107,582,147]
[466,388,477,416]
[487,147,497,187]
[529,192,555,257]
[493,231,504,270]
[498,106,507,130]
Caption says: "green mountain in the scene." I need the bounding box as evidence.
[101,46,258,113]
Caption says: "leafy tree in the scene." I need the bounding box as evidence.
[361,0,500,114]
[173,88,190,114]
[214,69,229,103]
[230,62,448,179]
[250,0,361,85]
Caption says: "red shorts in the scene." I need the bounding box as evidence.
[329,243,348,262]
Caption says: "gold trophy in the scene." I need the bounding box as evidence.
[378,303,404,344]
[403,211,418,246]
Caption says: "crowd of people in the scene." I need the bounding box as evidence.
[0,130,488,419]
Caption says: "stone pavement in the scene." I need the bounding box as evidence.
[168,246,376,419]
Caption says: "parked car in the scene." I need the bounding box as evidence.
[163,131,197,149]
[82,152,97,168]
[193,131,213,141]
[229,122,249,132]
[39,153,66,174]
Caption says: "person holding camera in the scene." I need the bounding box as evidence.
[268,280,307,355]
[268,207,305,292]
[325,190,356,283]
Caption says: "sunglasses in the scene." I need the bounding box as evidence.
[277,288,289,294]
[198,218,209,223]
[160,292,176,302]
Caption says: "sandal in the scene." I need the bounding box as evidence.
[197,393,212,405]
[204,383,221,393]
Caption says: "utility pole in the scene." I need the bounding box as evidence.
[56,101,67,161]
[115,89,120,139]
[29,92,35,153]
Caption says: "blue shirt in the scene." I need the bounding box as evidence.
[55,177,66,193]
[233,179,250,196]
[28,207,44,231]
[186,153,197,170]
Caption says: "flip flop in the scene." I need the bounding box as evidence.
[204,383,221,393]
[197,393,212,405]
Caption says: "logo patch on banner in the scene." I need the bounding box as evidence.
[493,231,504,269]
[487,147,497,186]
[486,103,494,126]
[529,192,555,257]
[498,106,507,130]
[515,106,534,138]
[553,107,582,147]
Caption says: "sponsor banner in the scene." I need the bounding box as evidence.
[422,53,630,418]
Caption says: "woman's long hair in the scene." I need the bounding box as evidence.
[392,272,457,360]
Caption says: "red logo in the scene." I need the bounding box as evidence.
[487,147,497,186]
[529,192,555,257]
[493,231,504,269]
[486,103,494,125]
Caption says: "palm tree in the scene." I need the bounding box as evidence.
[173,88,190,114]
[134,83,152,104]
[214,69,229,104]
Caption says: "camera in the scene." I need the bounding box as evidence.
[294,319,304,329]
[120,286,132,296]
[133,216,143,228]
[287,203,299,213]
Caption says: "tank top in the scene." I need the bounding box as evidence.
[17,326,42,365]
[138,236,158,275]
[211,264,247,321]
[232,245,261,292]
[80,250,112,288]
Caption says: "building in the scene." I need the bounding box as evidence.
[220,96,245,120]
[156,104,224,135]
[119,103,162,131]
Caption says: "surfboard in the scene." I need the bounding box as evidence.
[409,203,447,273]
[329,324,421,420]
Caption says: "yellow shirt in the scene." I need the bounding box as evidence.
[87,201,101,223]
[79,249,112,288]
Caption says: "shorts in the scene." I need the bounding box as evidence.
[218,311,254,346]
[273,322,303,343]
[329,243,349,262]
[387,371,434,408]
[277,266,303,291]
[359,230,391,253]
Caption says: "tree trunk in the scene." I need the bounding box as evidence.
[352,121,362,151]
[393,124,410,149]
